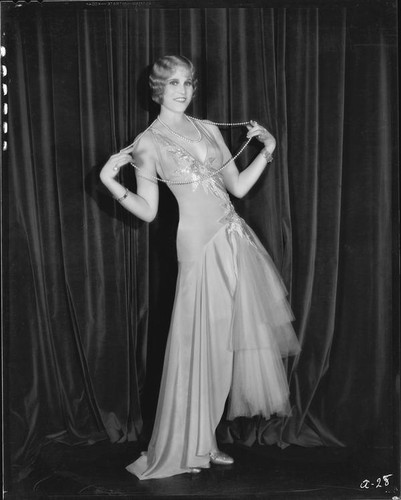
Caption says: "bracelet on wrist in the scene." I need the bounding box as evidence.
[260,148,274,163]
[115,187,129,203]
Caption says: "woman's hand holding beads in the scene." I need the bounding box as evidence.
[100,151,134,183]
[246,120,276,154]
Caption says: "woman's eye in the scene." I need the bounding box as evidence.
[185,81,193,86]
[169,80,178,85]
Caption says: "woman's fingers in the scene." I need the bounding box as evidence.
[119,143,135,154]
[246,122,269,140]
[108,153,133,169]
[245,121,276,149]
[111,152,133,162]
[101,152,133,178]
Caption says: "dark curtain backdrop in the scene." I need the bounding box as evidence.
[4,1,397,481]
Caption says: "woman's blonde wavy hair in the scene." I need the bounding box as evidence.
[149,55,197,104]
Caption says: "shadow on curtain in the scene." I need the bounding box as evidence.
[4,1,397,481]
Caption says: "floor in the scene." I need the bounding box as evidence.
[6,441,399,499]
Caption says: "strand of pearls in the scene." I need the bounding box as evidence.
[188,116,251,127]
[131,135,253,185]
[126,116,257,185]
[157,115,202,143]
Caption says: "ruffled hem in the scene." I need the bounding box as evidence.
[219,224,300,419]
[228,224,300,356]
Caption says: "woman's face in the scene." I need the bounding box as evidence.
[161,65,194,113]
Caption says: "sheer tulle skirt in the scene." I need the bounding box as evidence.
[126,223,300,480]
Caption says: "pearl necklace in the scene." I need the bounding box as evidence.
[134,136,253,186]
[189,116,251,128]
[126,117,255,185]
[157,115,202,143]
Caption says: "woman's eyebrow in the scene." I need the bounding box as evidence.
[167,77,192,81]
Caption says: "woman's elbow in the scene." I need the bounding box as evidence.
[128,206,157,223]
[137,198,159,222]
[141,210,157,223]
[229,186,248,199]
[235,190,247,199]
[225,180,249,199]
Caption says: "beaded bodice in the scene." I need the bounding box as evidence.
[147,121,255,260]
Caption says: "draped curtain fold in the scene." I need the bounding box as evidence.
[4,1,397,480]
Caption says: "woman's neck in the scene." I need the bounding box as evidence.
[158,108,187,126]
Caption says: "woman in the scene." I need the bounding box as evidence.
[100,55,300,480]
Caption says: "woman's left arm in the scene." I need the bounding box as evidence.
[209,121,276,199]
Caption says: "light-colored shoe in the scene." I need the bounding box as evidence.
[209,450,234,465]
[189,467,202,474]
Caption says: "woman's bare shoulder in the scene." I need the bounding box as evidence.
[130,128,158,159]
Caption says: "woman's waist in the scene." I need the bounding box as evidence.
[177,198,228,221]
[176,206,243,246]
[177,215,223,237]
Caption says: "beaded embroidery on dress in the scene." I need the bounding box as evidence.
[150,127,257,248]
[126,119,301,480]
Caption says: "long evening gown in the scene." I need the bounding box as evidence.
[126,119,301,480]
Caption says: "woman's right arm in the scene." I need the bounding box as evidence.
[99,136,159,222]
